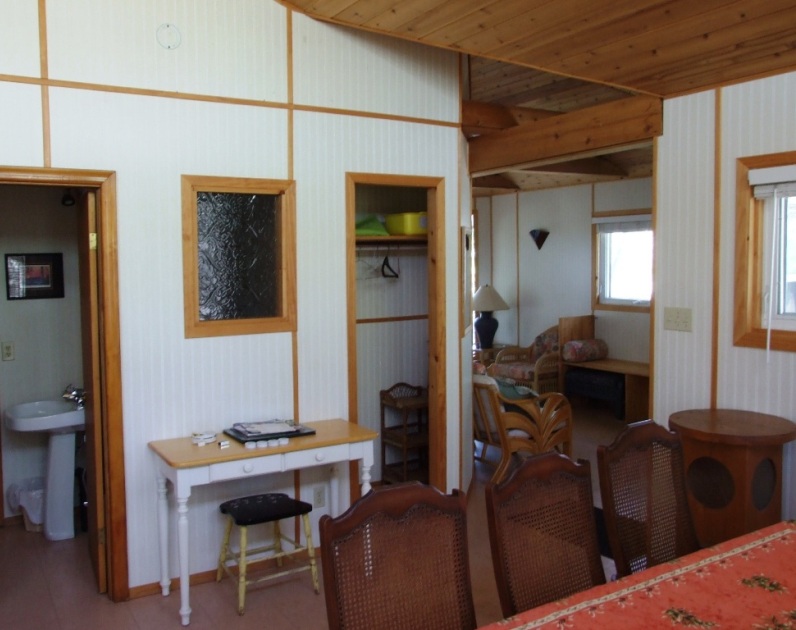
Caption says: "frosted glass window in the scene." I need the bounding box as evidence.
[197,192,279,320]
[182,176,296,338]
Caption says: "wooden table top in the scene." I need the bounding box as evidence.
[669,408,796,446]
[148,419,378,469]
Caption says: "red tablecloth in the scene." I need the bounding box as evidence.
[480,520,796,629]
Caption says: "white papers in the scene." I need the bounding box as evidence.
[232,420,296,437]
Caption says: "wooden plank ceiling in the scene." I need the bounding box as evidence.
[279,0,796,193]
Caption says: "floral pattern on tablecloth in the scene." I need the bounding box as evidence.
[485,522,796,630]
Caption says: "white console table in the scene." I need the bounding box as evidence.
[148,419,377,626]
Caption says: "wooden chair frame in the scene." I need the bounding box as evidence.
[597,419,700,578]
[486,452,606,617]
[319,482,476,630]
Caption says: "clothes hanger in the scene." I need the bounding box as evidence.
[381,254,399,278]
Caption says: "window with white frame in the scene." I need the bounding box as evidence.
[593,214,653,309]
[752,171,796,332]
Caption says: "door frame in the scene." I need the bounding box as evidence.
[346,173,447,492]
[0,166,128,601]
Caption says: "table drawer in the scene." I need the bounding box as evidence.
[208,456,282,482]
[285,444,349,469]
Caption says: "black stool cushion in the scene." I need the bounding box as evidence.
[220,493,313,527]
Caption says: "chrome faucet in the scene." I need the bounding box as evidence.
[63,385,87,409]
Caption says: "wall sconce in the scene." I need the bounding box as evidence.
[530,229,549,250]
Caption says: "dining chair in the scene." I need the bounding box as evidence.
[486,452,606,617]
[319,482,477,630]
[597,419,700,578]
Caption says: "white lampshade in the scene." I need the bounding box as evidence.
[472,284,509,312]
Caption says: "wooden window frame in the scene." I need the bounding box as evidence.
[734,151,796,352]
[181,174,297,338]
[591,209,652,314]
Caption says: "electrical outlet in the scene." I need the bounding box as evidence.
[663,307,692,332]
[313,486,326,509]
[1,341,14,361]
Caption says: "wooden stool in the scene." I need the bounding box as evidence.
[216,493,320,614]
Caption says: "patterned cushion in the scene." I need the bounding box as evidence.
[490,362,535,381]
[473,360,487,375]
[562,338,609,362]
[529,329,559,364]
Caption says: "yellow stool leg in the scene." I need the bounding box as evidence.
[302,514,320,594]
[216,517,233,582]
[273,520,284,567]
[237,525,248,615]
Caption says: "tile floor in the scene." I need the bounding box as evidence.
[0,399,623,629]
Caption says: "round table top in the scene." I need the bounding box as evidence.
[669,408,796,446]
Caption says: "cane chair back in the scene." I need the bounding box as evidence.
[319,482,476,630]
[597,419,700,578]
[486,452,606,617]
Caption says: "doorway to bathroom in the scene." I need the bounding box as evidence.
[0,167,127,602]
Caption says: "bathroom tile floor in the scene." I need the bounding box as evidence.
[0,399,621,629]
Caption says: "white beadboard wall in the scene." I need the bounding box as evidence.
[460,132,474,493]
[292,12,459,122]
[516,185,593,341]
[0,83,44,166]
[46,0,289,102]
[0,0,464,589]
[653,92,716,420]
[489,194,520,346]
[0,0,40,77]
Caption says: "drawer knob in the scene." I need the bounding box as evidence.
[243,463,254,473]
[315,452,325,462]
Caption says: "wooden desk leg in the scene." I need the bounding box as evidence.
[177,495,192,626]
[156,475,170,596]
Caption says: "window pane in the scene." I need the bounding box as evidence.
[197,192,280,321]
[778,196,796,316]
[600,229,652,303]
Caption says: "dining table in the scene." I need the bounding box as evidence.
[478,520,796,629]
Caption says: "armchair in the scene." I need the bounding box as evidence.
[487,325,559,393]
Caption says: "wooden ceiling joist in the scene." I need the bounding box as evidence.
[523,156,628,177]
[461,100,561,136]
[469,95,662,175]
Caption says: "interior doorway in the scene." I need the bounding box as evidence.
[346,173,447,492]
[0,167,128,601]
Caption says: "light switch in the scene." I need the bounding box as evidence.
[1,341,14,361]
[663,307,692,332]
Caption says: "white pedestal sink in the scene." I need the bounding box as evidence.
[5,400,85,541]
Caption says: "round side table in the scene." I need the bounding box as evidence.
[669,408,796,547]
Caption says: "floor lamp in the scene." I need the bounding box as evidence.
[472,284,509,349]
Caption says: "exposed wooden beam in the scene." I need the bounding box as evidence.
[462,100,561,136]
[522,156,627,177]
[469,95,662,175]
[471,174,519,190]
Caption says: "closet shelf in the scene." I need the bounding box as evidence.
[355,235,427,245]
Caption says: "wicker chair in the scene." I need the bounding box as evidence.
[319,482,476,630]
[487,325,560,393]
[486,452,606,617]
[597,419,700,578]
[491,391,573,485]
[472,375,509,467]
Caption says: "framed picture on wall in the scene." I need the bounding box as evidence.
[5,253,65,300]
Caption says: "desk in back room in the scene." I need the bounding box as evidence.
[563,358,650,422]
[149,419,377,626]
